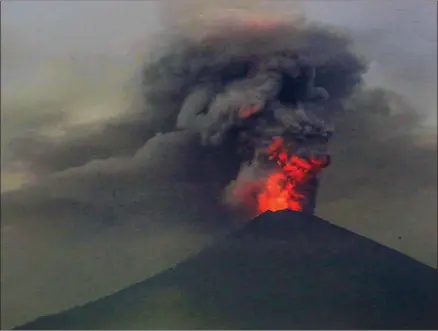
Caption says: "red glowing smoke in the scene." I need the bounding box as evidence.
[257,137,330,214]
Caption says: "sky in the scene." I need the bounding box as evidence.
[1,0,437,329]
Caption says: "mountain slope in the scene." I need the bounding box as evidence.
[18,210,438,329]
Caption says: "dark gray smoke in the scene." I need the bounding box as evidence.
[5,15,432,217]
[137,19,367,212]
[7,18,368,215]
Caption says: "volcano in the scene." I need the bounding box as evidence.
[17,210,438,330]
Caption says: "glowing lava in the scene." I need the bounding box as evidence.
[257,137,330,214]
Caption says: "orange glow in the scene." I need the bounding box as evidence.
[239,105,261,120]
[257,137,329,214]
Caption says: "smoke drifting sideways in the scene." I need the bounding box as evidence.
[5,10,434,215]
[138,18,366,215]
[6,15,432,218]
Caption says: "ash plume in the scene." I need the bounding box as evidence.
[138,18,366,214]
[5,17,369,216]
[3,10,433,221]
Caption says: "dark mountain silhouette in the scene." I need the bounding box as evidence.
[17,210,438,330]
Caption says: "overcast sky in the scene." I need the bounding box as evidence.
[1,1,437,329]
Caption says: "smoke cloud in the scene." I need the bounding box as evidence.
[1,1,436,329]
[8,18,369,215]
[138,18,368,213]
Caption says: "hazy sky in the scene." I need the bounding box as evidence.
[1,1,437,329]
[3,0,436,120]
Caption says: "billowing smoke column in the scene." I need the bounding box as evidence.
[142,17,367,216]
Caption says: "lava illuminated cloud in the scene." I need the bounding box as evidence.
[257,137,330,214]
